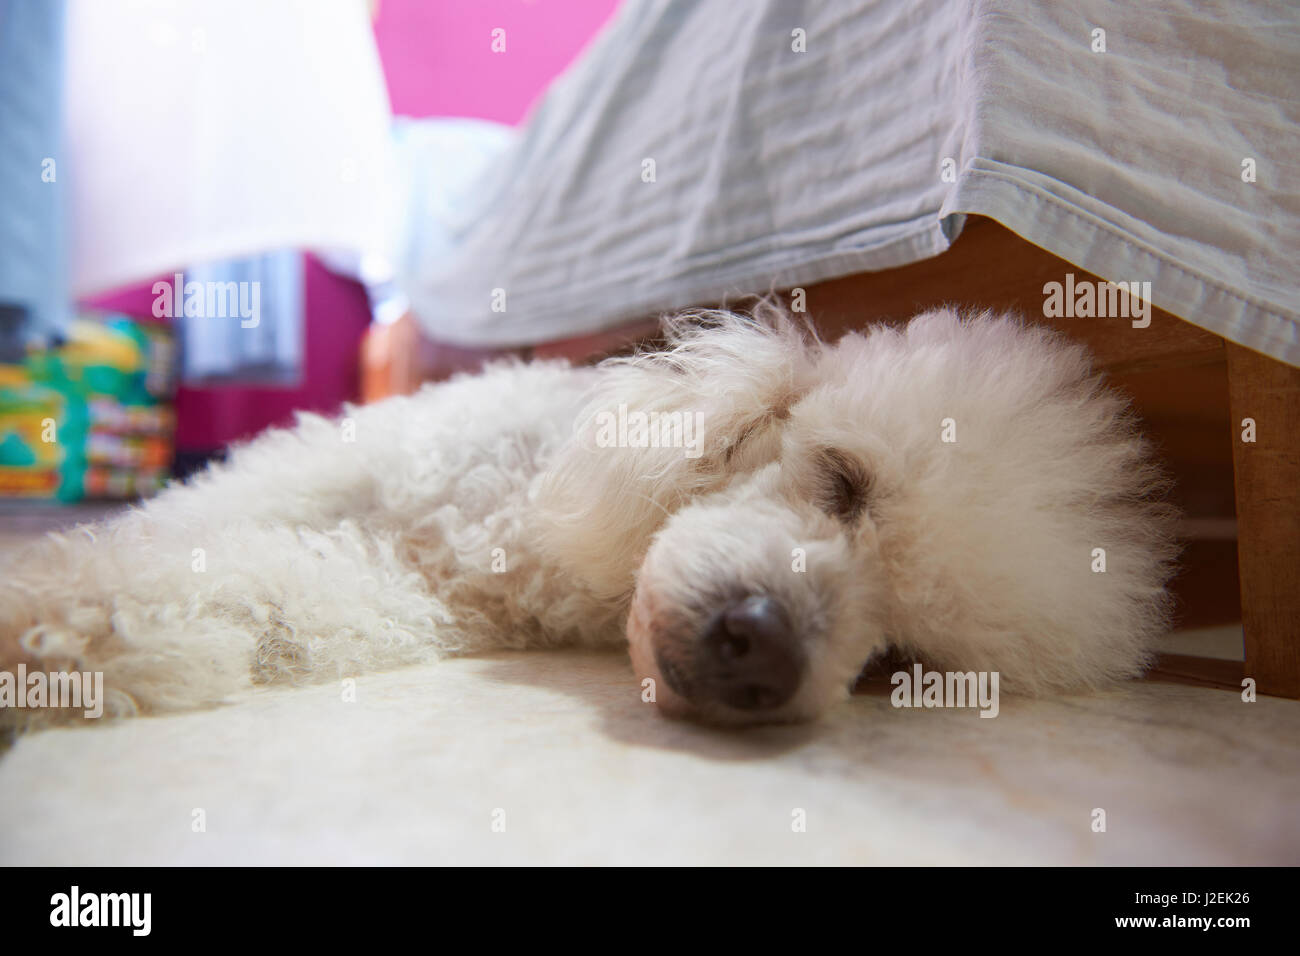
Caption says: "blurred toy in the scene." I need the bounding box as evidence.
[0,313,176,501]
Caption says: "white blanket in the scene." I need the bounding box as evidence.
[2,652,1298,865]
[404,0,1300,365]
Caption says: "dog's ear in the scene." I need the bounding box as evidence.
[535,305,818,603]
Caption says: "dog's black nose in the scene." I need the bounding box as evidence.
[698,594,804,710]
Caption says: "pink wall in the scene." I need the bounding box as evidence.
[87,0,621,451]
[373,0,621,123]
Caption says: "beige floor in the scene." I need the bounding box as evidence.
[1,508,1296,865]
[1,649,1297,865]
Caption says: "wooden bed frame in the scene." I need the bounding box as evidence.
[362,215,1299,698]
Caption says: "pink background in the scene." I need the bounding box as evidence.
[374,0,620,124]
[90,0,620,451]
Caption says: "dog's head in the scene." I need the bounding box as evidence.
[537,303,896,724]
[536,304,1175,726]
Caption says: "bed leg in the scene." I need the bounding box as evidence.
[1226,342,1300,699]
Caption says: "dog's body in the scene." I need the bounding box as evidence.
[0,307,1177,729]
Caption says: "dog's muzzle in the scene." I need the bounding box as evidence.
[655,593,806,711]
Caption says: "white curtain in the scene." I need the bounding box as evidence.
[64,0,395,298]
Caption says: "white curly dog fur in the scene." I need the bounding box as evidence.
[0,307,1177,730]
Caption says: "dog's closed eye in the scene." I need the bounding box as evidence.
[813,447,871,521]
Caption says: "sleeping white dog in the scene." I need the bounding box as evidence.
[0,305,1176,730]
